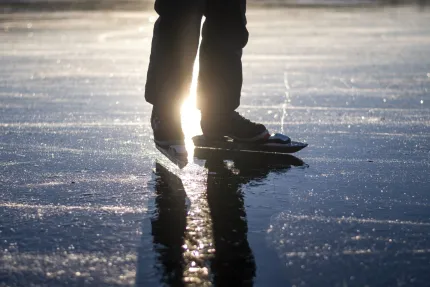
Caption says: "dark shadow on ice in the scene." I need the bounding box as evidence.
[137,153,305,286]
[146,163,188,287]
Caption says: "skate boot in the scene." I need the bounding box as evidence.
[151,108,184,146]
[201,111,270,142]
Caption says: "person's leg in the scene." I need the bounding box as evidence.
[145,0,203,144]
[198,0,269,142]
[198,0,248,113]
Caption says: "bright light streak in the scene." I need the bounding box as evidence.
[181,35,203,160]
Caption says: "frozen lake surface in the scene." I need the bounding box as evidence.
[1,6,430,286]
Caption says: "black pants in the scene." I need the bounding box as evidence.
[145,0,248,114]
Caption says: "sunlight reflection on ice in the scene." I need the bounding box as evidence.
[1,202,146,214]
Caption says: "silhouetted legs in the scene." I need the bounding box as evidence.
[145,0,248,114]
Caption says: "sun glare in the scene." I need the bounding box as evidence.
[181,55,202,159]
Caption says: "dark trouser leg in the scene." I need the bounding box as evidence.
[197,0,249,113]
[145,0,203,113]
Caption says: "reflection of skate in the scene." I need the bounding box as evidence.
[154,161,188,195]
[194,147,305,168]
[155,143,188,169]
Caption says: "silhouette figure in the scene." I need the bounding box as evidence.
[146,0,270,148]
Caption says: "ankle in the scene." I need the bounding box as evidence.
[201,111,234,119]
[152,106,181,118]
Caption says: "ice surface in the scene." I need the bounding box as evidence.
[1,6,430,287]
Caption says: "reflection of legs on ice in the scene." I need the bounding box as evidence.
[149,160,258,286]
[205,159,257,286]
[147,154,300,285]
[150,163,188,286]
